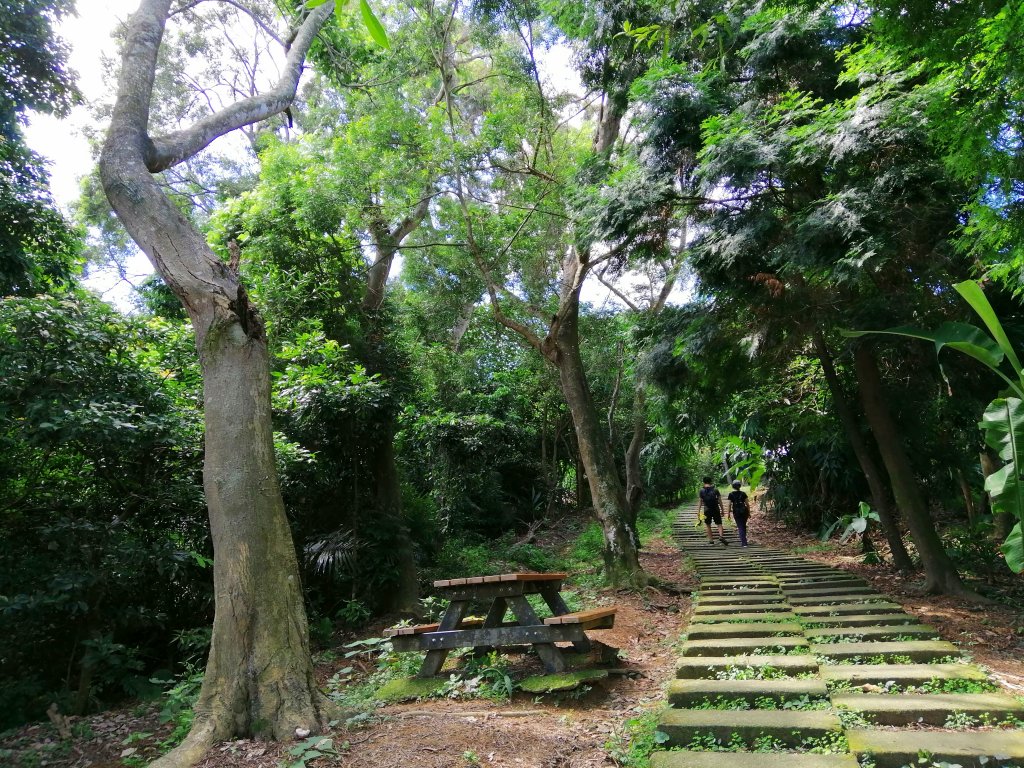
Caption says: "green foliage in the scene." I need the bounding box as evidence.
[821,501,881,545]
[848,280,1024,571]
[604,709,669,767]
[0,295,209,727]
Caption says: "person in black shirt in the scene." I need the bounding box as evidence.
[727,480,751,547]
[696,476,729,545]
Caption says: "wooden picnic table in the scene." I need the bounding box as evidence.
[385,572,616,677]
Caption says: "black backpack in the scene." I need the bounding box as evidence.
[730,491,749,515]
[699,487,720,508]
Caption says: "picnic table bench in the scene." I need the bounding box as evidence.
[385,572,616,676]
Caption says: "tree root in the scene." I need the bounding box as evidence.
[148,717,219,768]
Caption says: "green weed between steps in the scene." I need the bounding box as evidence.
[605,708,669,767]
[827,677,999,695]
[714,664,791,680]
[683,729,849,753]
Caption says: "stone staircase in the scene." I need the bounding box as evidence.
[646,515,1024,768]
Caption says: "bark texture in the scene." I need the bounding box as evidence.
[854,345,979,598]
[814,332,913,571]
[544,287,643,585]
[100,1,336,763]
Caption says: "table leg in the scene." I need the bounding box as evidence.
[540,587,592,653]
[470,597,509,657]
[507,596,566,673]
[418,600,469,677]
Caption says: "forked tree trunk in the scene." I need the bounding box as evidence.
[853,345,981,599]
[100,1,337,764]
[814,332,913,571]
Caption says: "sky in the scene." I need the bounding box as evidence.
[26,0,682,313]
[27,0,152,307]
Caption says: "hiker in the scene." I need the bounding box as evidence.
[728,480,752,547]
[696,476,729,545]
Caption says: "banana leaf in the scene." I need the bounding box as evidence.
[980,397,1024,573]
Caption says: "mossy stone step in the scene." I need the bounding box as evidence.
[800,614,918,628]
[789,594,887,605]
[782,589,872,602]
[698,593,786,604]
[844,729,1024,768]
[683,637,809,657]
[820,663,990,687]
[676,655,820,679]
[688,622,804,639]
[831,692,1024,726]
[701,578,779,586]
[692,613,798,624]
[667,677,828,707]
[793,603,901,616]
[693,603,792,616]
[811,640,958,662]
[805,625,938,642]
[651,753,859,768]
[657,708,843,748]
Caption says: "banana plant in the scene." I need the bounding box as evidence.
[844,280,1024,572]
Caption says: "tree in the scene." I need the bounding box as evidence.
[99,0,343,762]
[422,0,661,585]
[0,0,81,294]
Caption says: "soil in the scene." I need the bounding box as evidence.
[0,528,697,768]
[4,507,1023,768]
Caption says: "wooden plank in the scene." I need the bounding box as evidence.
[540,587,591,654]
[432,572,568,588]
[385,618,487,637]
[545,607,617,626]
[409,624,587,651]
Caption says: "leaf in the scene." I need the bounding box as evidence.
[1000,522,1023,573]
[359,0,389,48]
[843,322,1004,370]
[954,280,1023,377]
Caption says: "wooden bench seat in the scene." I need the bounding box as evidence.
[385,618,485,637]
[544,607,617,630]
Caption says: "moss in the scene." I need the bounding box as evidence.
[518,669,608,693]
[374,676,447,703]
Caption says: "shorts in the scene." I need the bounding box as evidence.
[703,508,722,526]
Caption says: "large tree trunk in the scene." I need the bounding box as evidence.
[814,332,913,571]
[853,345,980,598]
[367,414,419,614]
[546,291,643,586]
[100,2,336,764]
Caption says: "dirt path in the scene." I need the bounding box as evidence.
[0,535,696,768]
[650,517,1024,767]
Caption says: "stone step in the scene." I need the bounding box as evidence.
[676,655,820,679]
[666,677,827,707]
[701,580,779,589]
[781,585,873,597]
[805,625,939,642]
[844,729,1024,768]
[698,590,787,600]
[793,603,901,616]
[697,593,786,604]
[683,637,809,657]
[651,753,859,768]
[832,692,1024,726]
[657,709,843,748]
[799,614,918,628]
[691,613,799,624]
[694,603,792,615]
[811,640,958,662]
[687,622,804,639]
[789,594,886,605]
[820,663,990,688]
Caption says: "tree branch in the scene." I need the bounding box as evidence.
[146,2,333,171]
